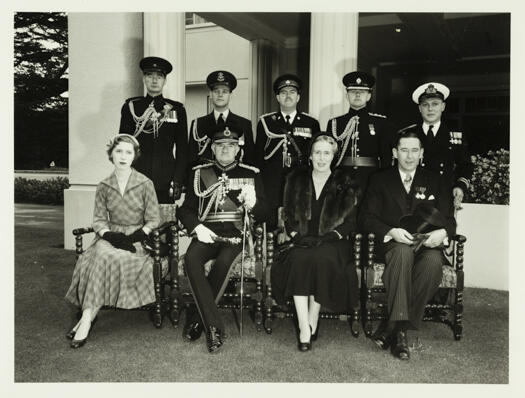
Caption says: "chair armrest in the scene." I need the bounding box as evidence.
[450,234,467,244]
[72,227,94,236]
[150,221,178,236]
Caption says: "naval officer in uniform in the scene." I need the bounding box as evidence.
[119,56,188,203]
[177,121,268,353]
[255,74,320,229]
[188,70,255,167]
[326,71,393,193]
[411,82,473,209]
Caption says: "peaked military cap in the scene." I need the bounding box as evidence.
[273,74,302,94]
[208,121,242,143]
[343,71,375,90]
[139,56,173,76]
[207,70,237,91]
[412,82,450,104]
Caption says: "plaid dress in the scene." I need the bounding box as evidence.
[65,169,160,309]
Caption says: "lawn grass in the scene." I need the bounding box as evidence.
[14,205,508,383]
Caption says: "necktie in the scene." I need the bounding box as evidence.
[403,173,412,193]
[426,125,434,146]
[285,115,291,126]
[218,113,225,125]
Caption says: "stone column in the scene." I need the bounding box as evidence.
[309,13,359,129]
[249,39,276,130]
[64,13,143,249]
[143,13,186,104]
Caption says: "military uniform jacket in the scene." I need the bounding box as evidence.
[326,107,393,169]
[418,122,473,193]
[255,111,320,170]
[177,162,268,236]
[119,94,188,193]
[188,111,255,167]
[358,166,456,254]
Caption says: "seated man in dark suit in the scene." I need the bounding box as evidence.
[358,126,456,360]
[177,121,267,353]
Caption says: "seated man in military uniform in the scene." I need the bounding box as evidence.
[188,70,255,166]
[119,56,188,203]
[177,121,268,353]
[255,74,320,229]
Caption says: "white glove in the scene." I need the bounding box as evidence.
[238,184,256,210]
[193,224,216,244]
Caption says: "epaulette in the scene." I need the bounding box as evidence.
[192,162,214,171]
[259,112,277,120]
[368,112,387,119]
[125,96,143,103]
[238,163,260,173]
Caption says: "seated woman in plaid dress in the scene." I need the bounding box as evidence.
[65,134,160,349]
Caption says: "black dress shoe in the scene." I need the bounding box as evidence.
[183,321,204,341]
[70,336,88,349]
[206,326,224,353]
[391,330,410,360]
[297,327,312,352]
[66,316,98,340]
[372,320,393,350]
[310,321,320,342]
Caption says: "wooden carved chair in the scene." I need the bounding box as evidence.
[263,224,363,337]
[362,233,467,340]
[158,205,266,334]
[72,221,172,328]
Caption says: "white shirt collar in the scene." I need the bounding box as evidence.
[214,109,230,121]
[423,121,441,135]
[398,167,416,182]
[281,110,297,123]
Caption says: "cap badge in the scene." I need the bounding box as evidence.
[224,127,231,137]
[425,84,437,94]
[218,72,225,81]
[285,80,291,84]
[152,63,158,68]
[356,77,362,84]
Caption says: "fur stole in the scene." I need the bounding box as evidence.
[283,167,360,235]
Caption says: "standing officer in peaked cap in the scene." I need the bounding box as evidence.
[326,71,393,194]
[177,121,268,353]
[119,56,188,203]
[188,70,255,169]
[255,73,320,229]
[411,82,473,209]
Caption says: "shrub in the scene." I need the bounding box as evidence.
[467,149,509,205]
[14,177,70,205]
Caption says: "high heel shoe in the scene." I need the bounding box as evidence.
[69,319,94,349]
[310,320,320,342]
[297,327,312,352]
[66,316,98,340]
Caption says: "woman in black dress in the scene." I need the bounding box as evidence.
[272,132,360,351]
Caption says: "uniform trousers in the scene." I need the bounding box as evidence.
[382,242,444,330]
[184,239,242,332]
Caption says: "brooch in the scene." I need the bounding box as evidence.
[415,186,427,199]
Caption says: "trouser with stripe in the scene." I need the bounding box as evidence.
[382,242,444,330]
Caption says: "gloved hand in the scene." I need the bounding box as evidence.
[102,231,126,247]
[129,228,148,243]
[294,235,319,248]
[317,231,341,246]
[102,231,136,253]
[171,181,183,201]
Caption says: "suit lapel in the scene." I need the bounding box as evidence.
[386,168,408,213]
